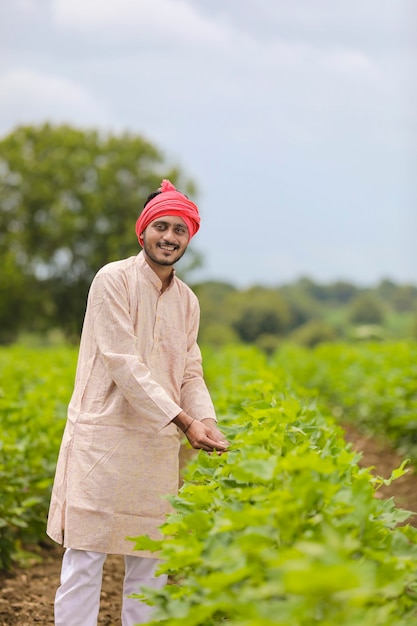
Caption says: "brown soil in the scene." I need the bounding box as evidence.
[342,424,417,525]
[1,428,417,626]
[0,545,125,626]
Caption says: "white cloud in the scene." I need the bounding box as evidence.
[0,69,112,135]
[52,0,231,46]
[49,0,386,136]
[322,50,378,80]
[15,0,37,11]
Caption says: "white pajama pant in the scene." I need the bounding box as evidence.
[54,548,167,625]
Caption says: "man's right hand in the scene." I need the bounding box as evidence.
[172,412,229,453]
[185,419,229,453]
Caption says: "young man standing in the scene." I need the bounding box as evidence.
[47,179,228,625]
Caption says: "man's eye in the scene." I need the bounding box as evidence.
[176,228,186,235]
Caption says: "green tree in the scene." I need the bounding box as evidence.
[391,285,417,312]
[0,252,30,343]
[278,281,322,328]
[290,319,338,347]
[411,313,417,340]
[0,124,196,341]
[376,280,417,312]
[232,287,292,343]
[348,293,385,326]
[191,281,237,329]
[326,280,358,304]
[198,323,240,347]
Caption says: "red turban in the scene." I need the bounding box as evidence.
[135,179,200,245]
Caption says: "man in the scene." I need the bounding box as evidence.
[47,179,229,625]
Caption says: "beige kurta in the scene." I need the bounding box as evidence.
[47,252,216,557]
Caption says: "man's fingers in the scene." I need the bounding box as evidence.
[202,435,228,451]
[186,422,229,452]
[192,438,226,452]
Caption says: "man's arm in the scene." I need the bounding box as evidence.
[172,412,229,453]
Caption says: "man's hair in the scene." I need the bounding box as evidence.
[143,191,161,208]
[143,188,189,208]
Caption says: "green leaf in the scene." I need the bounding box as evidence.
[232,457,277,482]
[128,535,162,553]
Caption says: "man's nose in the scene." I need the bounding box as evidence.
[164,227,178,240]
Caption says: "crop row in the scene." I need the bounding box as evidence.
[271,341,417,461]
[0,345,76,568]
[132,345,417,625]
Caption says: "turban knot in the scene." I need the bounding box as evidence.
[135,179,200,244]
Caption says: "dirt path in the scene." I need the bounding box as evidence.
[343,423,417,525]
[1,428,416,626]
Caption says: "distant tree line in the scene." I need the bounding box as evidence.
[1,123,416,347]
[192,277,417,351]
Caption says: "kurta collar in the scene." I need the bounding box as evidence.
[135,251,176,292]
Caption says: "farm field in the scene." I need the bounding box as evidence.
[1,429,416,626]
[1,342,417,625]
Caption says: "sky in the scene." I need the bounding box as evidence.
[1,0,416,287]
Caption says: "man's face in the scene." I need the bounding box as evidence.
[141,215,189,267]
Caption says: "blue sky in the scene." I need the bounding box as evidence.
[1,0,416,287]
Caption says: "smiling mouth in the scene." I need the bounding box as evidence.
[158,243,179,252]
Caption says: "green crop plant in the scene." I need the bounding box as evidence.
[272,341,417,462]
[132,346,417,625]
[0,345,76,568]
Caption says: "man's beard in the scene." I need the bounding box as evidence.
[142,239,187,267]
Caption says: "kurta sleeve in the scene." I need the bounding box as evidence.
[180,297,217,421]
[88,269,182,432]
